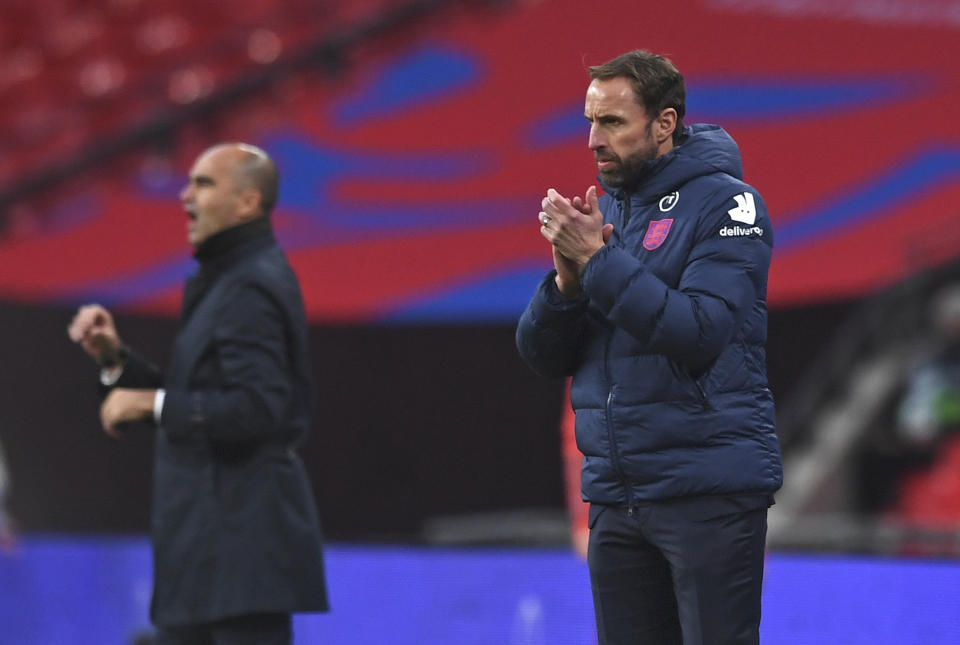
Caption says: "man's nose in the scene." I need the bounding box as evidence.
[179,183,192,202]
[588,124,604,150]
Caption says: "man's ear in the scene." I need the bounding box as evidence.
[236,187,263,221]
[655,108,677,145]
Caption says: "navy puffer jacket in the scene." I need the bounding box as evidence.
[517,124,782,506]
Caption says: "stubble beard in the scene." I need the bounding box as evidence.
[598,122,659,190]
[599,146,658,190]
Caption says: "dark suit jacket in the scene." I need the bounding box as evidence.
[114,220,327,627]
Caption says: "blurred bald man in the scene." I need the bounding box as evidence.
[68,143,327,644]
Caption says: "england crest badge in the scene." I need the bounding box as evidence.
[643,218,673,250]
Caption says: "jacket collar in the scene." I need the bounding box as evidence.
[192,217,274,272]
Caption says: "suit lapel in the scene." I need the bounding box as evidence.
[167,274,233,388]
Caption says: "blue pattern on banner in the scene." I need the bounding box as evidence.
[777,147,960,249]
[383,262,552,323]
[333,46,480,124]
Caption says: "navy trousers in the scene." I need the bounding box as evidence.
[587,495,770,645]
[154,613,292,645]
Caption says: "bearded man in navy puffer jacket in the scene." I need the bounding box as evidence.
[517,50,782,645]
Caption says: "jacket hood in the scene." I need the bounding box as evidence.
[600,124,744,202]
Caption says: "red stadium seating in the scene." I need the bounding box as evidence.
[0,0,412,186]
[894,434,960,527]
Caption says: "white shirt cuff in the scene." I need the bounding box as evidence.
[153,389,166,425]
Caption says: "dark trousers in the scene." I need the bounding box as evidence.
[587,496,770,645]
[154,613,292,645]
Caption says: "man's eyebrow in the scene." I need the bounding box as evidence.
[585,112,624,122]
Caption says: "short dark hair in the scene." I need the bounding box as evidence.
[589,50,686,146]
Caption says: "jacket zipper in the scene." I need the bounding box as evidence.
[685,367,712,411]
[693,378,712,410]
[606,194,635,516]
[604,387,635,515]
